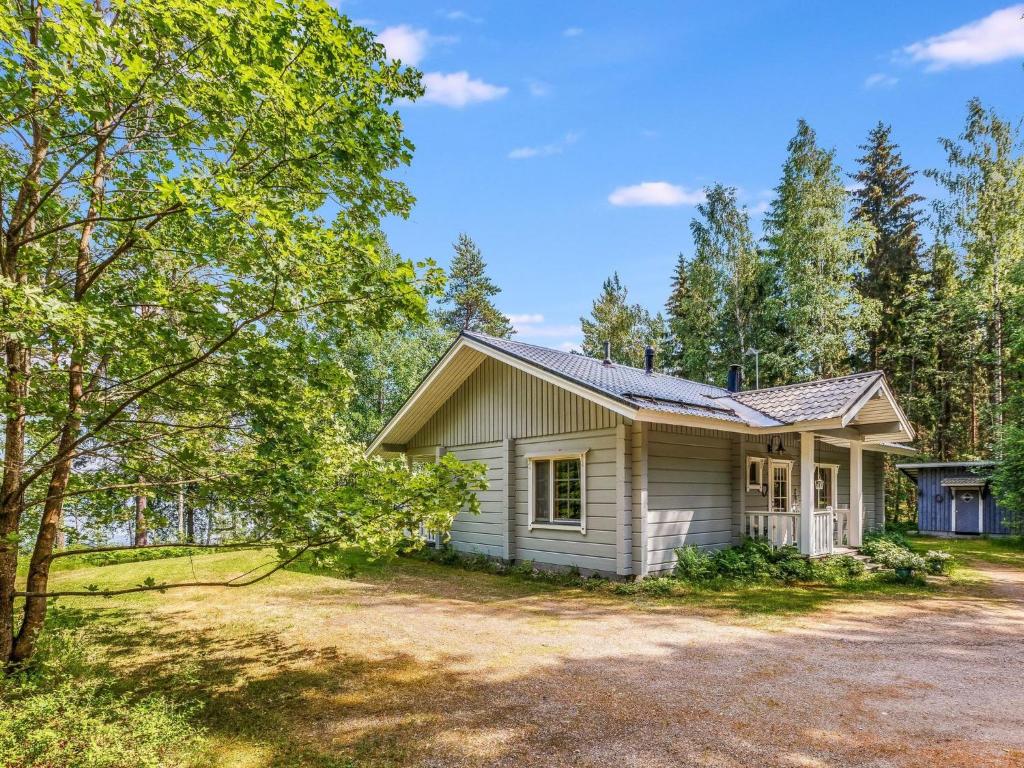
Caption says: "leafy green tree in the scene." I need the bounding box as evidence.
[581,273,663,368]
[665,185,776,386]
[928,99,1024,448]
[762,120,877,382]
[0,0,484,667]
[437,234,513,337]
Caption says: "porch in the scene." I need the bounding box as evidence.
[741,432,875,557]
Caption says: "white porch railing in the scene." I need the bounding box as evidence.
[746,507,845,555]
[744,512,800,548]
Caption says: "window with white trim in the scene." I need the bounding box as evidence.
[769,460,792,513]
[815,464,838,510]
[746,456,765,492]
[529,453,586,532]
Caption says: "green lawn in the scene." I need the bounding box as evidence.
[908,533,1024,569]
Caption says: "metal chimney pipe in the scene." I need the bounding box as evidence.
[644,346,655,374]
[603,340,612,365]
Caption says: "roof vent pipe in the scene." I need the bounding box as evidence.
[644,346,655,374]
[603,341,612,366]
[727,364,743,393]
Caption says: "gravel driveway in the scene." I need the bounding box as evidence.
[264,563,1024,768]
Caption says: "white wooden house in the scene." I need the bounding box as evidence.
[370,332,916,577]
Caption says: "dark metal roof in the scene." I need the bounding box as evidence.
[463,332,889,429]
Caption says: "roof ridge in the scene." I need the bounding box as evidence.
[731,370,882,397]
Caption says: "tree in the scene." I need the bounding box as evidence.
[762,120,877,382]
[850,123,925,375]
[436,234,513,337]
[665,185,775,386]
[927,99,1024,449]
[0,0,484,667]
[581,273,662,368]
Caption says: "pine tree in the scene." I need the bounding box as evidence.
[664,252,718,381]
[580,273,662,368]
[850,123,925,374]
[762,120,876,382]
[437,234,514,337]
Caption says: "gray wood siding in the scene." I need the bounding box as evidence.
[514,429,619,573]
[447,441,505,557]
[408,357,620,449]
[646,425,735,573]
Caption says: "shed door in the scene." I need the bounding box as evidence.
[953,488,981,534]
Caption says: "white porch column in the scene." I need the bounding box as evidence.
[799,432,815,556]
[849,441,864,547]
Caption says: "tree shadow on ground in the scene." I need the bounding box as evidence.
[46,565,1024,768]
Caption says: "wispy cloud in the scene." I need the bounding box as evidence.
[527,79,552,97]
[904,4,1024,70]
[377,25,431,65]
[508,132,579,160]
[509,314,582,350]
[421,71,508,107]
[508,313,545,325]
[563,26,584,37]
[439,9,482,23]
[608,181,705,207]
[864,72,899,89]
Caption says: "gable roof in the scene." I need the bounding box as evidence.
[368,331,917,453]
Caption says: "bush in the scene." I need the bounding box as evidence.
[672,539,864,586]
[924,549,955,575]
[861,530,911,557]
[863,537,927,574]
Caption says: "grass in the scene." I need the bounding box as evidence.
[2,544,982,767]
[907,533,1024,569]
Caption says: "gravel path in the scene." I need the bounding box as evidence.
[232,563,1023,768]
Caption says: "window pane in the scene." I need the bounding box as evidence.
[772,465,788,512]
[533,460,550,523]
[748,460,759,486]
[553,459,582,521]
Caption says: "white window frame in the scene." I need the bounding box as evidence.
[768,459,793,513]
[814,463,839,511]
[527,451,587,534]
[746,456,766,492]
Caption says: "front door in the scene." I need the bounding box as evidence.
[953,488,981,534]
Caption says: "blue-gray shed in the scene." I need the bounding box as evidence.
[897,462,1016,536]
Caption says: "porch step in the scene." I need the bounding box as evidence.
[832,547,881,571]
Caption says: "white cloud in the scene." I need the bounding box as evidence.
[377,25,430,65]
[527,79,552,97]
[563,26,584,37]
[864,72,899,89]
[608,181,705,207]
[749,200,770,215]
[508,132,579,160]
[557,341,581,353]
[421,71,508,107]
[904,5,1024,70]
[508,313,545,325]
[439,9,482,23]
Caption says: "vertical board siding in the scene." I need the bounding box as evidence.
[915,467,1012,535]
[407,357,619,448]
[513,429,619,573]
[447,442,505,557]
[647,425,734,573]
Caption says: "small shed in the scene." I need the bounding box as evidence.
[897,462,1014,536]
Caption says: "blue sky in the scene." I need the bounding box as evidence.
[351,2,1023,352]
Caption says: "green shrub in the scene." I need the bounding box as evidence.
[924,549,955,575]
[863,537,927,575]
[861,530,911,557]
[674,545,715,581]
[672,539,865,586]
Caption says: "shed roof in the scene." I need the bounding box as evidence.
[895,461,994,480]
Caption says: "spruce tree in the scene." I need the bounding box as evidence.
[580,273,662,368]
[664,252,718,381]
[437,234,514,337]
[850,123,925,375]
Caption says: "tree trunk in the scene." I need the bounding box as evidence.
[1,341,29,667]
[177,486,185,542]
[134,485,148,547]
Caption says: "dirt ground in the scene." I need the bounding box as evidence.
[54,552,1024,768]
[89,552,1024,768]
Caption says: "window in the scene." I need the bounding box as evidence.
[815,464,838,510]
[529,453,587,532]
[746,456,765,492]
[769,460,792,513]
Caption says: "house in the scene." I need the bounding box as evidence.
[897,462,1016,536]
[369,331,917,577]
